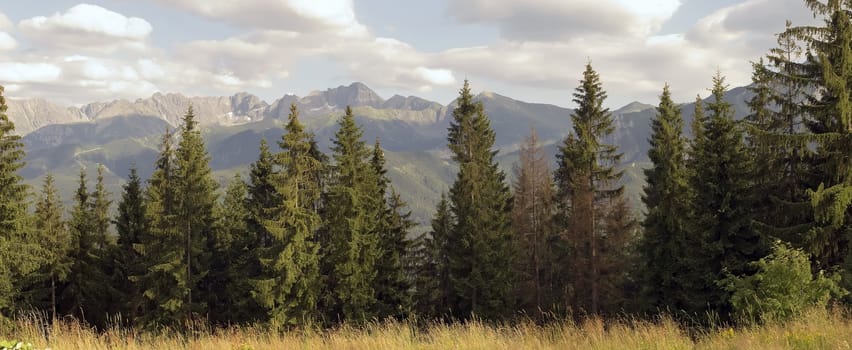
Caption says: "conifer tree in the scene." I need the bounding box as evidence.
[175,106,218,318]
[772,2,852,291]
[22,174,70,322]
[446,80,515,319]
[638,84,691,313]
[255,104,324,326]
[687,73,766,317]
[247,138,278,250]
[554,63,631,315]
[412,193,453,318]
[62,168,110,326]
[208,174,259,324]
[511,127,556,315]
[321,106,382,322]
[374,186,415,319]
[0,85,37,318]
[139,129,185,327]
[112,165,148,324]
[753,21,813,248]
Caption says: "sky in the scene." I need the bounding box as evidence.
[0,0,820,108]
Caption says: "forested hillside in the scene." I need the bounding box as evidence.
[1,0,852,336]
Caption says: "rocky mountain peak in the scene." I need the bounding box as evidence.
[302,82,385,110]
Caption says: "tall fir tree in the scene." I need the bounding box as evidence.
[446,80,515,319]
[61,168,110,326]
[112,165,149,325]
[247,138,278,250]
[371,140,415,319]
[321,106,382,323]
[554,63,632,315]
[374,187,415,320]
[511,127,557,315]
[175,106,218,319]
[773,2,852,293]
[754,21,814,249]
[687,73,767,317]
[208,174,260,324]
[0,84,38,318]
[21,174,70,322]
[637,84,692,313]
[411,193,453,319]
[254,103,324,327]
[139,128,185,327]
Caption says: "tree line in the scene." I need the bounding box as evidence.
[1,0,852,330]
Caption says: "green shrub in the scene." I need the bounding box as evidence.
[0,340,35,350]
[720,241,847,324]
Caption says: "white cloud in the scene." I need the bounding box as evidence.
[415,67,456,86]
[151,0,367,36]
[0,32,16,50]
[20,4,151,40]
[18,4,152,53]
[0,62,62,83]
[449,0,681,41]
[0,0,819,109]
[433,0,818,106]
[0,12,13,30]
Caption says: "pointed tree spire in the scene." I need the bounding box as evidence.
[638,84,691,313]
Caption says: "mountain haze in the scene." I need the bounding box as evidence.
[13,82,754,227]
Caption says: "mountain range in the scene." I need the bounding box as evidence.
[6,82,754,229]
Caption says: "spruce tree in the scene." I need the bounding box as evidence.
[687,73,766,317]
[774,2,852,292]
[62,168,110,326]
[175,106,217,318]
[374,186,415,320]
[208,174,259,324]
[247,138,278,250]
[511,127,556,315]
[0,84,37,318]
[322,106,382,322]
[446,80,515,319]
[22,174,70,322]
[755,21,814,249]
[139,129,185,327]
[554,63,631,315]
[112,165,148,325]
[255,103,324,327]
[638,84,691,313]
[412,193,453,318]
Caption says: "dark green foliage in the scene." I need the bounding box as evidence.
[208,174,260,325]
[638,85,691,313]
[774,2,852,294]
[0,85,37,319]
[255,104,324,327]
[411,193,453,319]
[19,174,70,322]
[686,73,767,317]
[175,106,218,318]
[247,138,278,251]
[112,166,148,325]
[721,241,846,324]
[138,129,185,327]
[61,168,111,327]
[374,187,415,320]
[321,106,382,323]
[554,63,633,315]
[446,80,515,319]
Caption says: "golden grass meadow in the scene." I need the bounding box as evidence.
[2,310,851,349]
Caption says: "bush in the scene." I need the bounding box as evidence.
[0,341,35,350]
[720,241,847,324]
